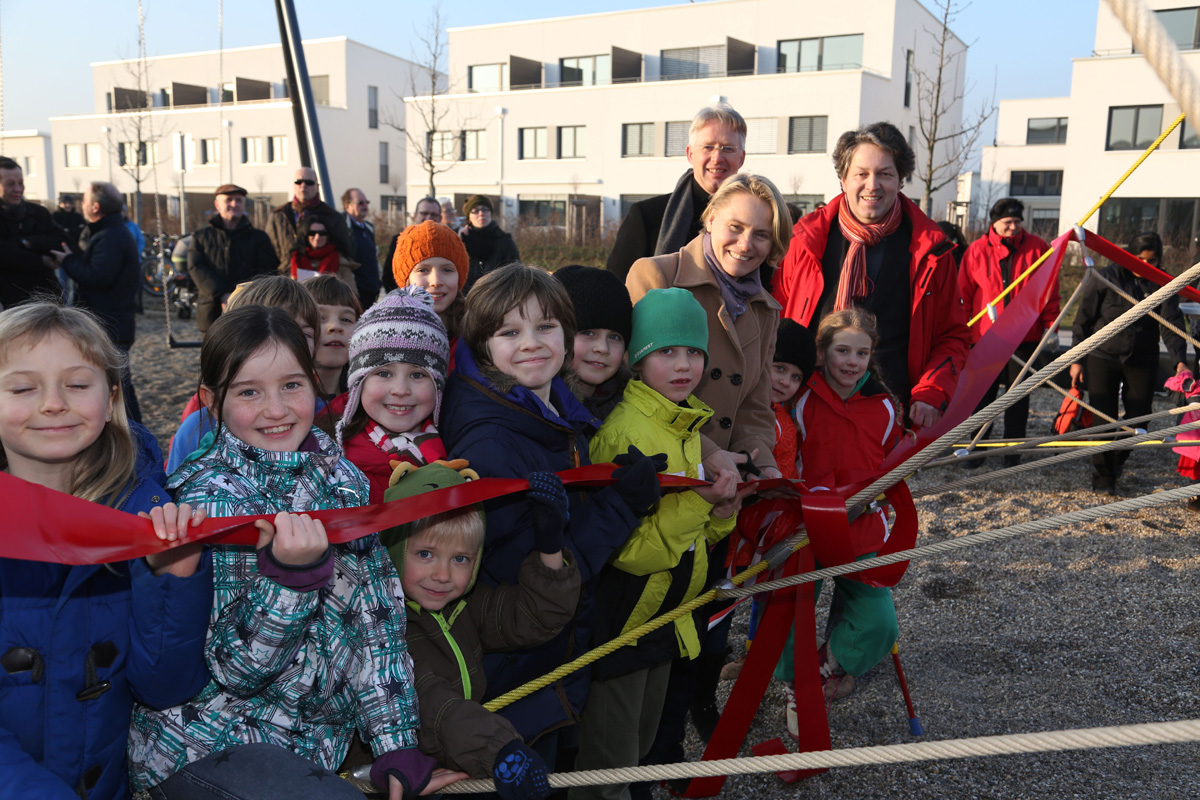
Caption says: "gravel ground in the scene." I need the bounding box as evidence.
[129,300,1200,799]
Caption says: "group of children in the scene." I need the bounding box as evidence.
[0,216,913,800]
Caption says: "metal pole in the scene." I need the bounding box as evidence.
[274,0,332,205]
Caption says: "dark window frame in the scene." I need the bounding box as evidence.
[1105,104,1164,151]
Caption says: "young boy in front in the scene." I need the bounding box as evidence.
[383,462,581,800]
[571,287,745,800]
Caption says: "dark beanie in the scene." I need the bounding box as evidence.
[463,195,494,216]
[775,318,816,379]
[553,265,633,344]
[989,197,1024,224]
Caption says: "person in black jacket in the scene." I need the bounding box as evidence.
[460,195,519,294]
[51,194,87,248]
[0,156,66,308]
[188,184,277,332]
[265,167,353,266]
[1070,231,1189,494]
[52,181,143,421]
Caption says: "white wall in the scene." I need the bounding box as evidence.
[0,132,54,203]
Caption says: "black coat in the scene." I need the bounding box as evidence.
[0,202,66,308]
[188,215,277,331]
[52,208,87,249]
[265,200,353,266]
[1073,263,1187,367]
[461,221,519,294]
[605,178,709,281]
[60,212,140,344]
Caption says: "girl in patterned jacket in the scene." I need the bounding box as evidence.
[130,305,460,799]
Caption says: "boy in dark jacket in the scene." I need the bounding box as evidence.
[383,463,580,800]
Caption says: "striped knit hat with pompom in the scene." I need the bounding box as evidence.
[336,286,450,447]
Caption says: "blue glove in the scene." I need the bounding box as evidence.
[493,740,551,800]
[527,471,569,554]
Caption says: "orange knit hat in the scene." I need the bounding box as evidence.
[392,221,469,290]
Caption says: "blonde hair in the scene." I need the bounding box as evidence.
[701,173,793,266]
[0,303,135,503]
[411,506,485,553]
[226,274,320,335]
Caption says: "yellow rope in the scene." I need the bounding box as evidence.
[967,112,1186,327]
[482,536,809,711]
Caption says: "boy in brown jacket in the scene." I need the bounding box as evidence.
[382,462,581,800]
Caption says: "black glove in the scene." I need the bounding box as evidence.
[527,471,569,554]
[610,447,664,517]
[612,444,668,473]
[492,740,551,800]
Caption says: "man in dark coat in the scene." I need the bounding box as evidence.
[52,194,87,248]
[265,166,352,266]
[342,187,382,309]
[605,104,747,281]
[459,195,519,294]
[53,181,143,421]
[188,184,277,331]
[0,156,66,308]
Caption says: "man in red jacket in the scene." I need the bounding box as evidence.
[958,198,1057,464]
[773,122,969,429]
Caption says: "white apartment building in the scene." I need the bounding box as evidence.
[979,0,1200,267]
[403,0,966,234]
[0,131,55,203]
[49,37,426,233]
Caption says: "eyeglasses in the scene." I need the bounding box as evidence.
[294,179,317,186]
[698,144,741,156]
[307,230,328,238]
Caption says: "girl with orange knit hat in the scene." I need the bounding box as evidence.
[393,221,470,369]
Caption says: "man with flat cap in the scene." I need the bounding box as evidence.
[188,184,277,331]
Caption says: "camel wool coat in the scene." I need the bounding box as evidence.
[626,234,781,471]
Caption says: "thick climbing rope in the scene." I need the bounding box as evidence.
[437,718,1200,792]
[1088,268,1200,351]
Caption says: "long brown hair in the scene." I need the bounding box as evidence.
[815,308,902,410]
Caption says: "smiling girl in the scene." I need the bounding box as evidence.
[392,221,470,356]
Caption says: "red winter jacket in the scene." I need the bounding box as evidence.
[772,194,970,414]
[958,227,1057,345]
[795,371,904,556]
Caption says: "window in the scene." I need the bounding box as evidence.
[518,198,567,225]
[909,125,917,148]
[1106,105,1163,150]
[778,35,863,73]
[267,135,287,164]
[463,129,487,160]
[1029,208,1060,241]
[904,49,914,108]
[519,127,548,159]
[200,138,220,165]
[428,131,458,162]
[468,64,506,93]
[787,116,828,154]
[1157,7,1200,50]
[623,123,654,157]
[1009,170,1063,197]
[1027,117,1068,145]
[379,142,389,184]
[664,121,690,157]
[65,144,84,168]
[620,194,655,218]
[240,137,264,165]
[744,118,777,155]
[86,143,102,167]
[660,45,725,80]
[1182,118,1200,149]
[560,55,612,86]
[558,126,585,159]
[368,86,379,129]
[381,195,405,213]
[310,75,330,106]
[119,141,149,167]
[22,157,36,176]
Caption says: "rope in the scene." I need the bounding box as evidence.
[1109,0,1200,125]
[1089,268,1200,352]
[436,718,1200,792]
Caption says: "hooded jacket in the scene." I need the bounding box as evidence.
[60,212,140,344]
[588,380,735,681]
[773,194,970,414]
[0,468,212,800]
[439,344,641,741]
[959,227,1057,345]
[188,215,277,331]
[129,427,422,790]
[460,221,519,294]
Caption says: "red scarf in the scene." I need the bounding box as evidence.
[290,242,340,278]
[833,196,903,311]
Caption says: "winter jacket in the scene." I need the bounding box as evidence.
[60,212,140,344]
[773,194,970,415]
[265,200,353,266]
[627,234,782,471]
[129,427,422,790]
[588,380,735,681]
[0,471,212,800]
[406,553,581,777]
[606,177,710,282]
[52,208,86,249]
[795,371,904,556]
[345,213,382,309]
[1072,263,1187,368]
[959,227,1057,345]
[460,222,519,294]
[0,201,66,308]
[188,215,277,331]
[440,344,641,741]
[773,401,799,480]
[341,420,447,504]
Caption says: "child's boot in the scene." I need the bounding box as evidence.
[817,642,856,704]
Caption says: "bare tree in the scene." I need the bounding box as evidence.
[912,0,995,217]
[109,35,169,229]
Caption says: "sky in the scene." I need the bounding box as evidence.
[2,0,1100,154]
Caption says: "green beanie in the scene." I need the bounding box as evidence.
[628,287,709,367]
